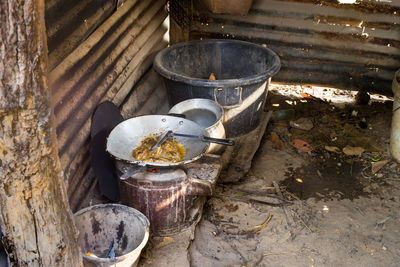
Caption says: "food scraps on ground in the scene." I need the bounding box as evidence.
[371,160,390,174]
[342,146,365,156]
[133,135,185,163]
[271,132,284,150]
[242,213,272,234]
[292,139,313,152]
[325,146,341,153]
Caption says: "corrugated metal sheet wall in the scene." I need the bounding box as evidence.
[46,0,117,70]
[171,0,400,95]
[46,0,169,210]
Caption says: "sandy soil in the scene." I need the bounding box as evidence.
[84,83,399,267]
[189,84,400,267]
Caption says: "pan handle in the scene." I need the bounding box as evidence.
[167,113,186,118]
[120,165,147,180]
[200,136,235,146]
[172,132,235,146]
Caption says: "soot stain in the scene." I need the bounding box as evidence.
[90,212,101,235]
[117,220,125,241]
[121,235,128,251]
[281,160,370,201]
[84,233,89,250]
[112,207,118,215]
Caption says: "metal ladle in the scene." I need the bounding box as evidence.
[120,131,234,180]
[151,130,234,151]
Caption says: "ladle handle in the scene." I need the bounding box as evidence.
[201,136,235,146]
[120,166,147,180]
[172,132,235,146]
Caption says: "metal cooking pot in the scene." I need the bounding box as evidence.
[168,98,226,154]
[106,115,210,167]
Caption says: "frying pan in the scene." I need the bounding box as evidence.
[106,115,210,167]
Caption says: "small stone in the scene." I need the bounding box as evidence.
[290,117,314,131]
[382,246,387,251]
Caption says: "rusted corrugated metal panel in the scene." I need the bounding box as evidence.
[120,69,168,118]
[173,0,400,95]
[47,0,168,208]
[45,0,117,70]
[68,69,168,212]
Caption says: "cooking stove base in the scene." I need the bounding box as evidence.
[116,155,221,236]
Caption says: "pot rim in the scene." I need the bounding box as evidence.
[106,115,210,167]
[153,39,281,87]
[168,98,224,130]
[74,204,150,263]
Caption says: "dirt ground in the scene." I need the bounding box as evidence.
[84,83,399,266]
[188,84,400,267]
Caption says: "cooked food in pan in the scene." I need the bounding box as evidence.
[133,135,185,163]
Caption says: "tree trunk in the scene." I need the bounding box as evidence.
[0,0,82,266]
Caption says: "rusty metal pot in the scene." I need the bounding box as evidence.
[116,162,213,236]
[107,115,220,235]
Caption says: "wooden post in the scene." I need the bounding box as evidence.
[0,0,82,265]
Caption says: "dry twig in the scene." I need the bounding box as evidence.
[242,213,272,234]
[273,181,294,227]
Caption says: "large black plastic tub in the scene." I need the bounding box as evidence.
[153,39,280,137]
